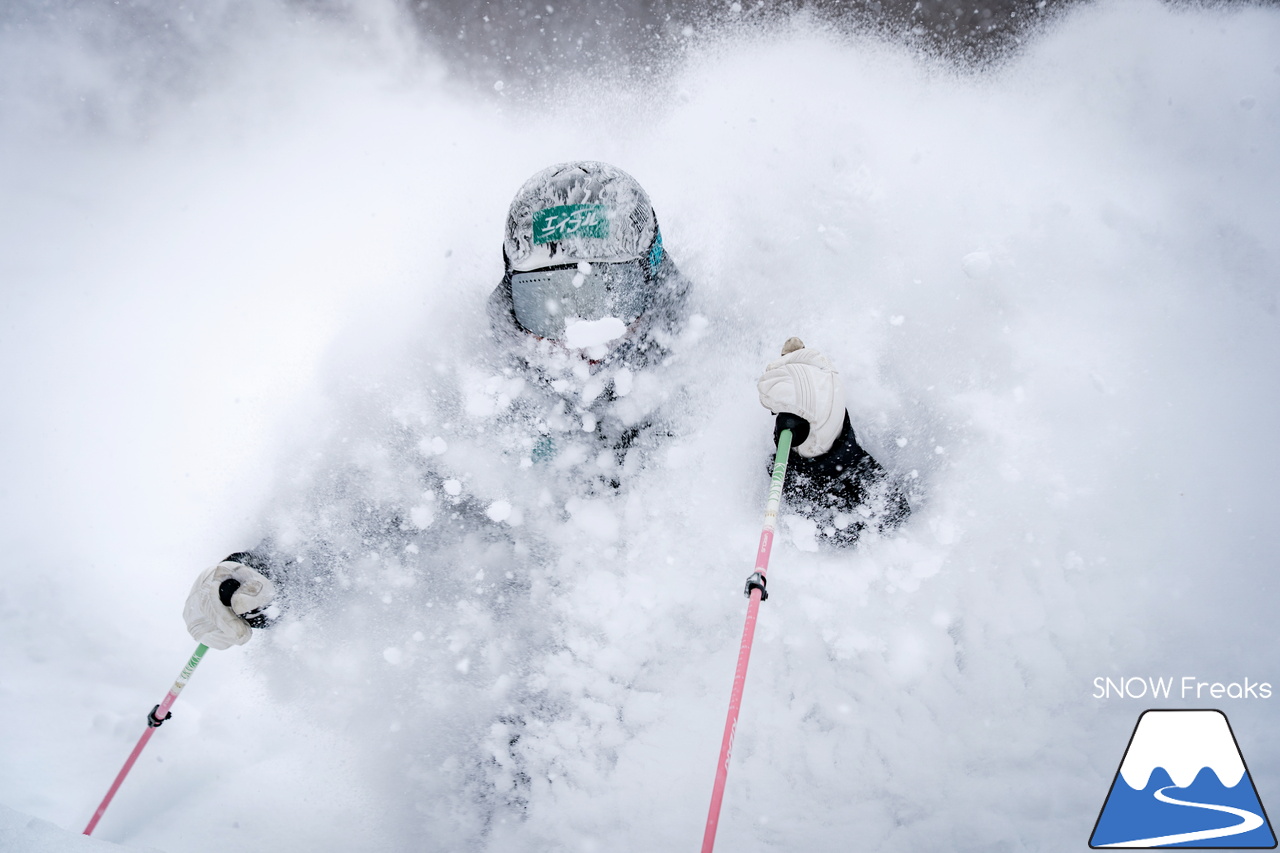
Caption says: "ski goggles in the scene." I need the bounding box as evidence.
[509,260,648,341]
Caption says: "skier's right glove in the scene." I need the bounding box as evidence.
[183,560,277,650]
[757,337,848,458]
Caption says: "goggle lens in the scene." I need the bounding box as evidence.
[510,261,647,341]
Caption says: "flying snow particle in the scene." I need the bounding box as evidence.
[565,497,621,543]
[486,500,512,522]
[563,316,627,349]
[419,436,448,456]
[961,250,992,279]
[613,367,633,397]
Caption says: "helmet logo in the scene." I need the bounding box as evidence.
[533,204,610,244]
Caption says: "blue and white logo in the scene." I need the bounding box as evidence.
[1091,710,1276,848]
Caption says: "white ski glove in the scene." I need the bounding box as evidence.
[183,560,277,650]
[757,337,847,458]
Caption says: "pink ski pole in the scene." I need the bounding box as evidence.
[700,416,800,853]
[84,643,210,835]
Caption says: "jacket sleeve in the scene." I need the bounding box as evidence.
[224,548,277,578]
[773,411,910,546]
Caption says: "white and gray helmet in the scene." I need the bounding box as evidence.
[502,162,667,342]
[504,161,662,272]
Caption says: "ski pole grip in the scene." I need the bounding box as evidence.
[774,412,810,448]
[218,578,242,607]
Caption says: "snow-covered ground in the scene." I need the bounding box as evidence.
[2,1,1278,850]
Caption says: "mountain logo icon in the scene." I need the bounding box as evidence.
[1091,709,1276,848]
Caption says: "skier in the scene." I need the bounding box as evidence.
[183,160,908,651]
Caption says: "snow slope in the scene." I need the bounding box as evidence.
[1,1,1278,850]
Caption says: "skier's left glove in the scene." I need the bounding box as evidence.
[183,560,277,650]
[757,337,847,458]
